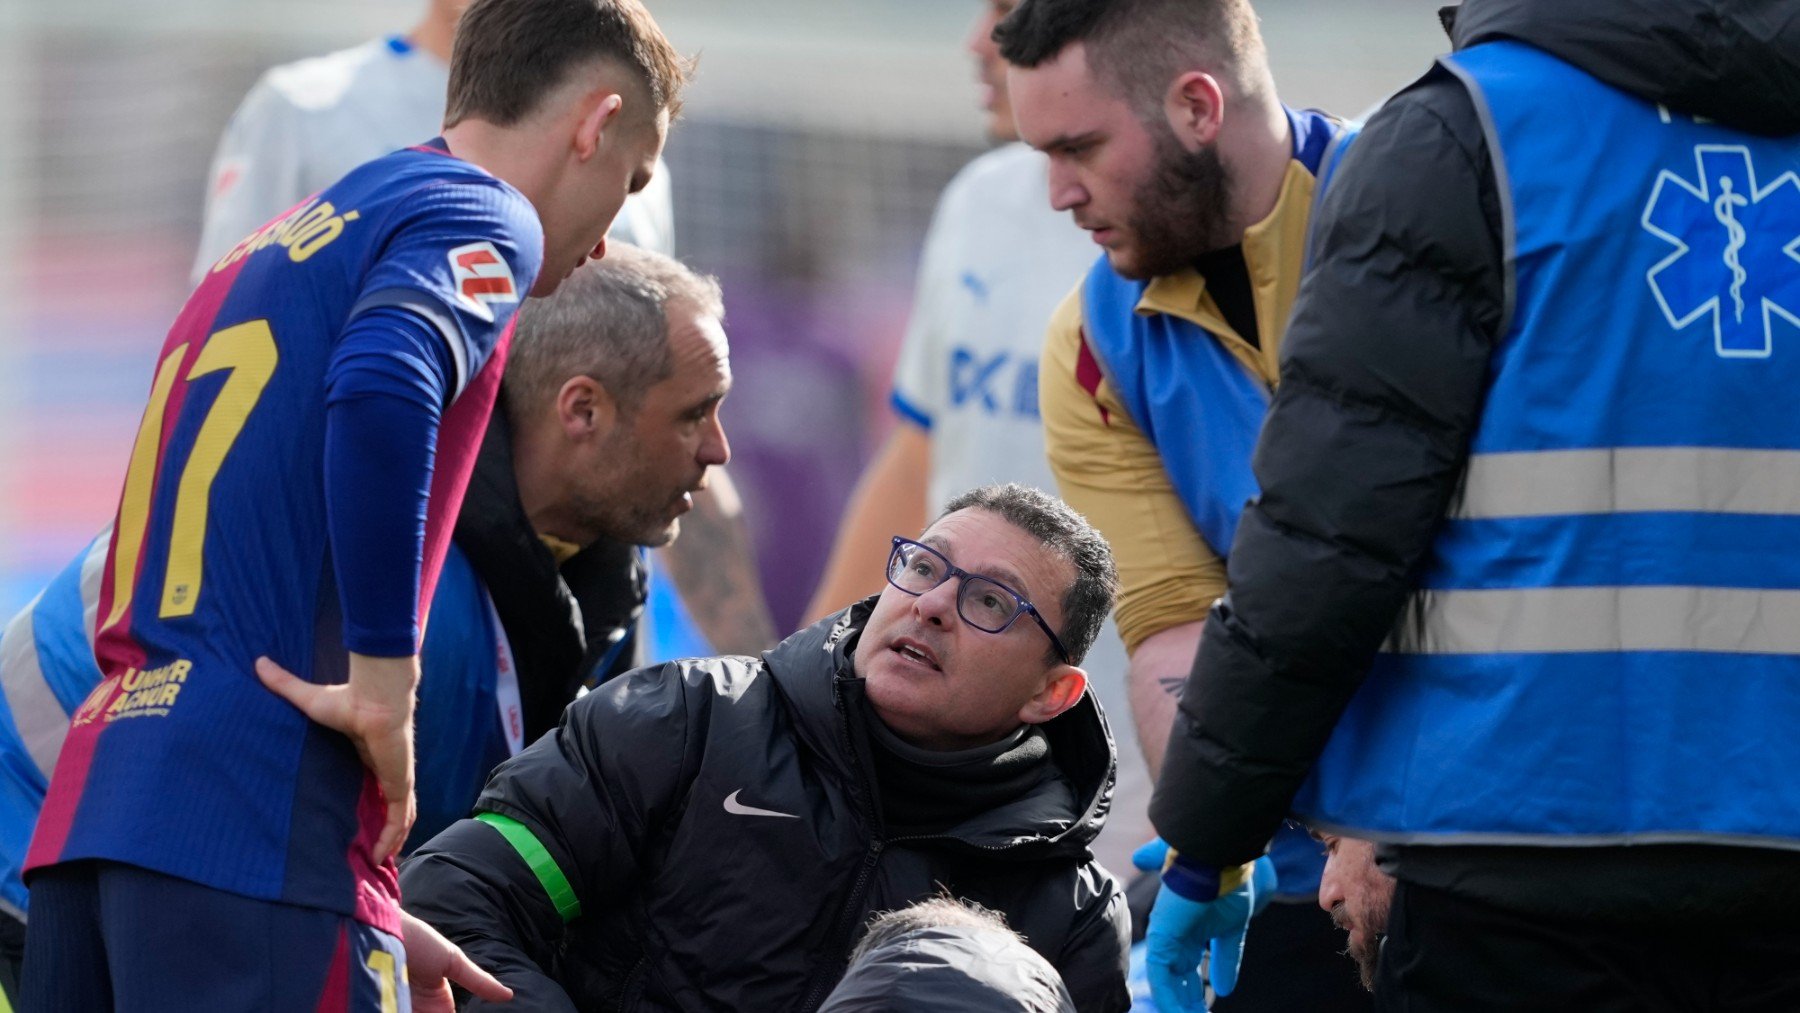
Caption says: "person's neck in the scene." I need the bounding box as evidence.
[441,119,561,212]
[864,709,1051,837]
[1219,90,1293,240]
[407,4,459,64]
[871,712,1028,758]
[510,416,590,547]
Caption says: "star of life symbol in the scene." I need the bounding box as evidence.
[1641,144,1800,359]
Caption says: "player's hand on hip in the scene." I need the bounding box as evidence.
[401,909,514,1012]
[257,652,419,861]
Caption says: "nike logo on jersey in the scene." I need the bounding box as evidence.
[449,241,519,322]
[723,790,799,819]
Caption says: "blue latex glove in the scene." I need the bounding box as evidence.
[1131,837,1172,873]
[1142,853,1277,1012]
[1132,838,1277,917]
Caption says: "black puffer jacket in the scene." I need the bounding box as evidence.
[1151,0,1800,919]
[402,602,1130,1012]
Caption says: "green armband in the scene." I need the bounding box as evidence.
[475,811,582,922]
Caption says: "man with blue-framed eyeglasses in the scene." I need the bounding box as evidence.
[860,513,1089,750]
[399,483,1135,1011]
[885,536,1074,663]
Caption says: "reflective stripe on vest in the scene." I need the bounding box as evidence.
[1,535,107,781]
[1294,40,1800,848]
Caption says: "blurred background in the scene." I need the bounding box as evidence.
[0,0,1446,632]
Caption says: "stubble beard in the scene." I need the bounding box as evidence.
[1331,903,1384,993]
[570,431,683,549]
[1114,128,1235,280]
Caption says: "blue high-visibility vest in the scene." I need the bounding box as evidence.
[1081,107,1345,558]
[1296,41,1800,849]
[1082,106,1352,895]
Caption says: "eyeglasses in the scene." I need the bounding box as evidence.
[884,536,1071,664]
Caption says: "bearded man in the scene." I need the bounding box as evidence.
[1000,0,1368,1009]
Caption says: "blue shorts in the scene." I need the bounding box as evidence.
[21,861,407,1012]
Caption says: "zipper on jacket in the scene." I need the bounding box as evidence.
[798,686,891,1013]
[614,954,649,1013]
[798,838,886,1013]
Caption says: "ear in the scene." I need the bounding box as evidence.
[555,375,617,439]
[573,90,627,162]
[1164,70,1225,150]
[1018,664,1087,726]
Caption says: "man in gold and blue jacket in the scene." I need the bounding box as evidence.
[999,0,1368,1009]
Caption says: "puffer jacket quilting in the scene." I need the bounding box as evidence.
[403,601,1130,1012]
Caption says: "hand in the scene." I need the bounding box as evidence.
[257,652,419,861]
[1135,837,1277,916]
[1131,836,1171,873]
[1144,855,1276,1012]
[401,909,514,1012]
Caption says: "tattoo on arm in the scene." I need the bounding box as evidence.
[661,486,779,655]
[1158,675,1185,698]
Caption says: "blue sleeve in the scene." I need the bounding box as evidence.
[325,305,457,656]
[0,533,107,918]
[348,178,543,400]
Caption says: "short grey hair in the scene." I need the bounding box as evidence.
[503,243,724,417]
[940,484,1118,666]
[849,897,1019,966]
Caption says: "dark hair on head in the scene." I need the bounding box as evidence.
[993,0,1269,114]
[848,897,1019,967]
[505,243,723,417]
[939,484,1118,666]
[446,0,692,128]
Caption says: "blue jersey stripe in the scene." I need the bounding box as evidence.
[888,389,932,430]
[30,538,105,716]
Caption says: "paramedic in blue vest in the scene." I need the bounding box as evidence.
[1150,0,1800,1008]
[0,244,733,1007]
[999,0,1368,1009]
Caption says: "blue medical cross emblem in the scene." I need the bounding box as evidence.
[1641,145,1800,359]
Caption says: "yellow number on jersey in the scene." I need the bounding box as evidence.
[365,949,401,1013]
[102,320,279,631]
[160,320,278,617]
[103,345,190,632]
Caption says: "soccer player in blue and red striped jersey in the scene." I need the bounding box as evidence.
[21,2,688,1009]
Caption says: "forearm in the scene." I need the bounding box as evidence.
[402,820,577,1011]
[325,307,455,656]
[325,393,436,656]
[659,468,777,654]
[802,423,928,623]
[1126,621,1203,777]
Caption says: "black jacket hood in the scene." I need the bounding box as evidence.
[1448,0,1800,135]
[765,599,1118,860]
[817,925,1077,1013]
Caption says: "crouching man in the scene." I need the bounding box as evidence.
[401,483,1131,1011]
